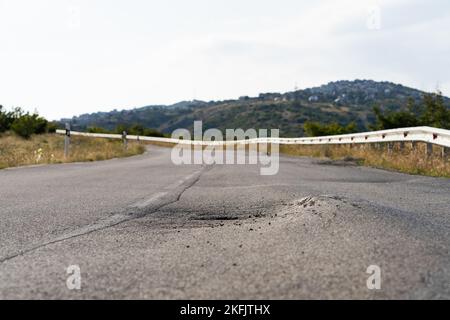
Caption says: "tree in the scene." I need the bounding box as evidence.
[372,91,450,130]
[113,124,165,137]
[142,128,165,138]
[87,126,111,134]
[371,105,420,130]
[114,124,128,135]
[11,113,48,139]
[420,91,450,129]
[1,106,53,137]
[46,121,58,133]
[303,121,357,137]
[129,124,145,136]
[0,105,17,133]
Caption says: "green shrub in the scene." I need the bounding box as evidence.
[46,122,59,133]
[1,106,55,138]
[87,126,111,134]
[11,113,48,139]
[303,121,357,137]
[114,124,165,137]
[0,105,16,133]
[372,92,450,130]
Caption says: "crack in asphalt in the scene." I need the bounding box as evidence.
[0,165,211,264]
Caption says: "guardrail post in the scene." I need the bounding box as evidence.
[122,131,128,150]
[64,123,71,158]
[374,143,381,151]
[426,143,433,158]
[399,141,405,151]
[442,147,449,161]
[387,142,393,155]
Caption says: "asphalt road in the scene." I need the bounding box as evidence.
[0,146,449,299]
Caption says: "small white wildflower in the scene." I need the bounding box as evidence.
[35,148,44,163]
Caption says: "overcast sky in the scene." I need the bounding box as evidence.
[1,0,449,120]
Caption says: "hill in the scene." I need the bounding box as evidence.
[62,80,450,137]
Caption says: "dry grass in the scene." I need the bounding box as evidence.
[0,132,146,169]
[280,142,450,178]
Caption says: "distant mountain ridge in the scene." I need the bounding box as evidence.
[62,80,450,137]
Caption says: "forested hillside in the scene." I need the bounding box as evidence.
[62,80,450,137]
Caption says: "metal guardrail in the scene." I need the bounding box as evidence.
[57,126,450,148]
[276,126,450,148]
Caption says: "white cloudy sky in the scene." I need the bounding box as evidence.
[1,0,449,120]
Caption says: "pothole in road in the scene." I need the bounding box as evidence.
[274,195,358,228]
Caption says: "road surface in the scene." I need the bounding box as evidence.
[0,146,449,299]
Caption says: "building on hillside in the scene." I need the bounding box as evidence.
[308,95,319,102]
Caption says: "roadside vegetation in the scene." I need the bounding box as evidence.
[280,142,450,178]
[303,121,358,137]
[302,92,450,137]
[0,106,149,169]
[87,124,166,137]
[290,92,450,178]
[0,132,145,169]
[371,92,450,130]
[0,105,58,138]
